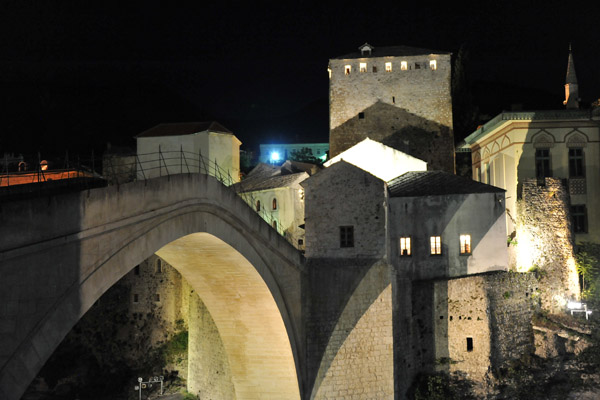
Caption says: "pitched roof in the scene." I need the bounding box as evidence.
[136,121,232,138]
[234,172,308,193]
[388,171,504,197]
[332,45,450,60]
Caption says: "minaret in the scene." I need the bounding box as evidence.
[563,44,579,109]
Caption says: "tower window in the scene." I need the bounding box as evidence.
[359,63,367,73]
[385,62,392,72]
[535,149,551,179]
[340,226,354,248]
[571,205,587,233]
[400,61,408,70]
[399,237,411,256]
[345,65,351,75]
[569,148,584,177]
[430,60,437,70]
[460,234,471,254]
[430,236,442,255]
[467,337,473,352]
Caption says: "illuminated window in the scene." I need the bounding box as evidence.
[571,205,587,233]
[359,62,367,73]
[345,65,351,75]
[372,65,378,73]
[569,148,584,177]
[400,61,408,70]
[340,226,354,248]
[430,60,437,70]
[299,189,304,200]
[328,67,332,79]
[256,200,261,212]
[272,198,277,210]
[460,234,471,254]
[385,62,392,72]
[399,237,411,256]
[535,149,551,179]
[430,236,442,255]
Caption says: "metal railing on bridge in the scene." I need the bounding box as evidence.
[1,148,292,246]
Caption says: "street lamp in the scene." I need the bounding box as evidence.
[134,375,164,399]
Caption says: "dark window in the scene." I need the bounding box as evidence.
[358,112,365,119]
[569,148,584,177]
[155,259,163,273]
[372,65,377,73]
[466,337,473,352]
[392,96,395,104]
[133,294,139,303]
[155,293,160,302]
[571,205,587,233]
[272,220,278,229]
[340,226,354,248]
[535,149,551,178]
[256,200,261,212]
[298,239,304,246]
[415,62,421,69]
[134,265,140,275]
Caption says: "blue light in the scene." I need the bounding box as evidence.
[270,151,280,162]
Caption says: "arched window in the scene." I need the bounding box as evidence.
[256,200,261,212]
[272,198,277,210]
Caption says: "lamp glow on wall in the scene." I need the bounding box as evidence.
[270,151,281,163]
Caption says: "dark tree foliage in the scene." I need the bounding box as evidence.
[289,147,324,165]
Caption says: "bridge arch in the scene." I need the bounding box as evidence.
[0,174,304,400]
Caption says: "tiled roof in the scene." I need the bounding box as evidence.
[136,121,232,138]
[388,171,504,197]
[333,45,450,60]
[234,172,308,193]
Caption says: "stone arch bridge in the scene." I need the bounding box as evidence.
[0,173,394,400]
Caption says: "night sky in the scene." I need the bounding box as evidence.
[1,1,599,157]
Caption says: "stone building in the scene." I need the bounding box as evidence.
[136,121,241,184]
[234,162,310,250]
[459,49,600,244]
[301,162,530,395]
[328,43,454,172]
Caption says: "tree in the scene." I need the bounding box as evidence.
[289,147,324,164]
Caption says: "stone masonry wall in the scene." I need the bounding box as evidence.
[187,287,236,399]
[413,272,536,384]
[329,53,454,172]
[516,178,580,310]
[306,259,393,399]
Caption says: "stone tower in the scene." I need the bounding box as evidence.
[328,43,455,172]
[563,44,580,109]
